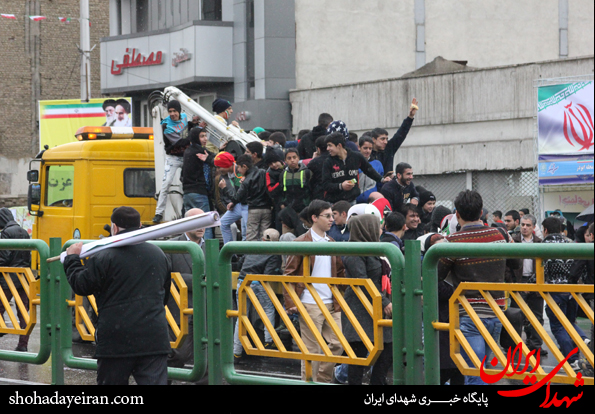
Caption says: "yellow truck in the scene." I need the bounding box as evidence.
[26,126,158,253]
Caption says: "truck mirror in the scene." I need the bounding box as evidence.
[27,170,39,182]
[28,183,43,217]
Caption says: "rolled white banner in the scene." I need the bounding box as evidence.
[78,211,220,259]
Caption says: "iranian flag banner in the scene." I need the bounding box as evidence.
[538,81,594,155]
[29,15,46,21]
[59,17,71,23]
[1,14,17,19]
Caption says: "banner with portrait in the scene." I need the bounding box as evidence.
[38,97,132,150]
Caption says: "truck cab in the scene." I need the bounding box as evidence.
[27,127,157,254]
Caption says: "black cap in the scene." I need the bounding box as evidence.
[111,206,141,229]
[167,100,182,114]
[212,98,231,114]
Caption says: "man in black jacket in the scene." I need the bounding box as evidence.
[63,207,172,385]
[370,98,418,175]
[229,155,271,241]
[380,162,420,213]
[322,132,383,204]
[166,208,207,370]
[306,135,330,201]
[297,112,333,160]
[0,208,32,352]
[182,127,215,239]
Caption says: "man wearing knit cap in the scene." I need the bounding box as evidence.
[153,99,200,223]
[63,206,172,385]
[418,190,436,225]
[212,98,247,158]
[213,98,240,128]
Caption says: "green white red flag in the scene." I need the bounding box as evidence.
[1,14,17,19]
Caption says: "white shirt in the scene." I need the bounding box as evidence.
[521,235,534,277]
[301,229,333,305]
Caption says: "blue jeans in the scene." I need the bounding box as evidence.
[233,281,275,355]
[182,193,214,239]
[459,316,502,385]
[221,203,248,244]
[545,293,584,364]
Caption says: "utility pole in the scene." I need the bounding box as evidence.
[80,0,91,102]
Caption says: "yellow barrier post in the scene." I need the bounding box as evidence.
[0,267,39,336]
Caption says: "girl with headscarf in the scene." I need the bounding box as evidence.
[341,214,392,385]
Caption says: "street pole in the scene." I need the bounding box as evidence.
[80,0,91,102]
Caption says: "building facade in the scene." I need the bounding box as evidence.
[290,0,594,222]
[101,0,295,134]
[0,0,109,207]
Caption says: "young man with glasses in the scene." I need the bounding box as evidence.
[283,200,345,383]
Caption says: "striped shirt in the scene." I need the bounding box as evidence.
[438,223,515,318]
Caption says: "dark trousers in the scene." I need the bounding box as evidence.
[0,287,30,349]
[347,341,393,385]
[97,354,169,385]
[510,289,544,350]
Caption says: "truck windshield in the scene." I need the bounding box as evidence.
[46,165,74,207]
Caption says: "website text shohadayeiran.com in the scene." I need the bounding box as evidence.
[9,391,143,407]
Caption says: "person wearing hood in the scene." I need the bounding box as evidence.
[297,112,333,160]
[341,214,393,385]
[181,127,216,239]
[430,205,452,234]
[0,208,32,352]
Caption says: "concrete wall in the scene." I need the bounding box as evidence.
[289,56,594,175]
[295,0,595,90]
[295,0,415,90]
[0,0,109,206]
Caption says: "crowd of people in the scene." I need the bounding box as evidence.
[146,97,593,385]
[1,96,591,386]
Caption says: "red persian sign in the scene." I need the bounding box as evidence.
[111,48,164,75]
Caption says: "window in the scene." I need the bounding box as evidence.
[136,0,149,33]
[124,169,156,198]
[202,0,222,21]
[46,165,74,207]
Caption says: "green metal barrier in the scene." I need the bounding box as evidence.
[54,238,207,384]
[209,239,406,385]
[0,239,51,366]
[421,242,594,385]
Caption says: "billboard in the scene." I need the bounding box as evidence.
[38,98,132,150]
[537,81,594,185]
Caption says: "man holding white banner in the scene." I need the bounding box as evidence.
[62,207,172,385]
